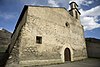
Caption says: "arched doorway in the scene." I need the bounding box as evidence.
[64,48,71,61]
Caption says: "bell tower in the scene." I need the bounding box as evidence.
[69,2,81,19]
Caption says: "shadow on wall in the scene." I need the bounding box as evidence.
[0,52,9,67]
[0,29,12,67]
[85,38,100,58]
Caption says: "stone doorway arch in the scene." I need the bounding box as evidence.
[64,48,71,61]
[61,46,73,62]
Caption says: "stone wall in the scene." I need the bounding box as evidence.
[6,6,87,67]
[0,29,11,66]
[86,38,100,58]
[17,6,87,66]
[0,29,11,52]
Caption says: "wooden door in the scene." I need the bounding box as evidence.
[64,48,71,61]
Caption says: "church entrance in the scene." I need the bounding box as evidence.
[64,48,71,61]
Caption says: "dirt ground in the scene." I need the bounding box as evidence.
[35,58,100,67]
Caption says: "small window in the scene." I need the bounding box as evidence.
[36,36,42,44]
[65,22,69,27]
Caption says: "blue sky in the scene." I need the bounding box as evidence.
[0,0,100,39]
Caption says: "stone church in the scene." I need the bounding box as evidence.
[6,2,87,67]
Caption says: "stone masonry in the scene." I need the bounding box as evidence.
[6,2,87,67]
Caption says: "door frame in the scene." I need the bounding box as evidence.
[64,48,71,61]
[60,46,74,62]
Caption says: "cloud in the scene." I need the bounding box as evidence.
[80,6,100,16]
[48,0,60,7]
[0,12,15,20]
[86,1,93,5]
[81,16,100,30]
[0,27,3,30]
[48,0,70,7]
[82,0,94,6]
[20,0,36,5]
[80,5,100,31]
[69,0,94,6]
[20,0,69,8]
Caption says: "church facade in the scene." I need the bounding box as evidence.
[6,2,87,67]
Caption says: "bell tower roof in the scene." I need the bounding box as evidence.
[69,2,78,7]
